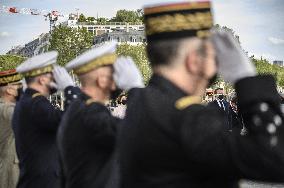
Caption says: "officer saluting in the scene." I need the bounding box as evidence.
[118,1,284,188]
[12,51,80,188]
[58,42,143,188]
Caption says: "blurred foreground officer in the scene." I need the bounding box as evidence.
[58,42,143,188]
[118,1,284,188]
[12,51,80,188]
[0,69,22,188]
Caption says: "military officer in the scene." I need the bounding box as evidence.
[0,69,22,188]
[118,1,284,188]
[57,42,143,188]
[12,51,80,188]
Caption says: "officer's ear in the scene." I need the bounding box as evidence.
[38,76,45,86]
[96,76,104,89]
[38,75,48,86]
[185,50,201,74]
[6,86,16,96]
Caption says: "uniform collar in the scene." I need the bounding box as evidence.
[80,92,91,101]
[24,88,41,96]
[80,92,109,106]
[0,97,15,106]
[149,74,187,99]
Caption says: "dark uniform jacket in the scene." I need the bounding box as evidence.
[12,87,80,188]
[208,100,243,131]
[57,93,119,188]
[118,74,284,188]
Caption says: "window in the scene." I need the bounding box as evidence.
[130,37,136,42]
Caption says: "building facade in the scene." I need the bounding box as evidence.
[78,22,144,36]
[6,45,24,55]
[93,30,145,45]
[62,13,144,36]
[273,60,283,67]
[6,33,50,58]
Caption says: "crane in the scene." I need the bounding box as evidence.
[0,5,64,32]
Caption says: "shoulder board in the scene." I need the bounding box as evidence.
[85,98,109,106]
[32,93,43,99]
[85,98,98,106]
[175,96,202,110]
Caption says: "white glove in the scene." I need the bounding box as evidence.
[52,65,75,91]
[21,79,27,91]
[212,30,256,84]
[113,56,144,90]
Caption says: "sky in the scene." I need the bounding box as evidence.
[0,0,283,62]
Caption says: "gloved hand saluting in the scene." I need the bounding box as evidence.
[212,30,256,84]
[52,65,75,91]
[113,56,144,91]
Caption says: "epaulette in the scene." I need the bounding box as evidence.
[85,98,97,106]
[85,98,109,106]
[175,96,202,110]
[32,93,43,99]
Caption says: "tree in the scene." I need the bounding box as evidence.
[78,13,86,22]
[136,9,144,22]
[117,43,152,84]
[214,24,241,44]
[49,25,93,66]
[86,17,95,23]
[110,9,142,23]
[0,55,26,70]
[252,57,284,87]
[96,17,108,24]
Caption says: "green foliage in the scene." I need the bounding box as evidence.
[252,57,284,87]
[78,13,86,22]
[49,25,93,66]
[214,24,241,44]
[136,9,144,22]
[86,17,95,22]
[96,17,109,24]
[110,9,142,23]
[0,55,26,70]
[117,43,152,84]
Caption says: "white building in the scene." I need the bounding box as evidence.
[62,13,145,36]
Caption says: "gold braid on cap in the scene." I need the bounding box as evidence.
[0,74,22,86]
[146,12,213,37]
[22,65,53,77]
[144,2,211,15]
[74,53,117,75]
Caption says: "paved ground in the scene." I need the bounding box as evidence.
[240,181,284,188]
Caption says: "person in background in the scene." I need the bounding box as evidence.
[112,94,128,119]
[279,93,284,114]
[209,88,236,131]
[0,69,22,188]
[230,95,246,135]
